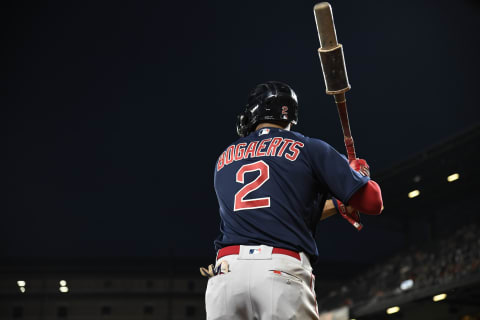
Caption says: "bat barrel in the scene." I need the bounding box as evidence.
[318,45,351,95]
[314,2,350,95]
[314,3,355,160]
[313,2,338,49]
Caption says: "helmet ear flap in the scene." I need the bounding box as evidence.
[236,108,250,137]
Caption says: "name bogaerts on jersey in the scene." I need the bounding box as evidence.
[217,137,305,172]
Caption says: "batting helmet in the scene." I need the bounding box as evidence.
[236,81,299,137]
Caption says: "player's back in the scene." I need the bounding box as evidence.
[214,127,327,258]
[214,126,369,258]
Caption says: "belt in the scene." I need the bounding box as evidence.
[217,245,301,261]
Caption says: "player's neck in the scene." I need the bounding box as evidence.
[255,122,291,131]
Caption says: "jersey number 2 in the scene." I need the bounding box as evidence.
[234,160,270,211]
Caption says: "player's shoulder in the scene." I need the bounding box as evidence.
[290,130,333,150]
[220,133,251,150]
[246,128,335,152]
[220,128,333,151]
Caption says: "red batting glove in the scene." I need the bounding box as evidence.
[349,158,370,177]
[333,198,363,231]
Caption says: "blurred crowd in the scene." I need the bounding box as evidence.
[318,223,480,310]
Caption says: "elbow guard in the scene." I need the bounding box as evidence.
[348,180,383,215]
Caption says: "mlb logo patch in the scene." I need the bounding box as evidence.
[249,248,262,255]
[259,128,270,136]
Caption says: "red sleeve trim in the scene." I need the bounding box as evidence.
[348,180,383,215]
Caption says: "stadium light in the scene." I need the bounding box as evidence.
[433,293,447,302]
[386,306,400,314]
[59,280,67,287]
[20,287,26,293]
[17,280,26,287]
[59,286,69,293]
[447,173,459,182]
[400,279,414,291]
[408,190,420,198]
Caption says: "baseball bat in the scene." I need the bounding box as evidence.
[313,2,356,162]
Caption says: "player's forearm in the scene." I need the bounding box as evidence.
[348,180,383,215]
[321,200,339,220]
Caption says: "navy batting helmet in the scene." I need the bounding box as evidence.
[236,81,299,137]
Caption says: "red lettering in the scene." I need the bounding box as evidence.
[225,145,235,165]
[255,138,272,157]
[244,141,259,159]
[235,143,247,161]
[285,141,304,161]
[216,152,225,171]
[234,161,270,211]
[277,139,294,157]
[218,139,304,170]
[266,137,283,156]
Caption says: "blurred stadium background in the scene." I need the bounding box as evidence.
[2,124,479,320]
[5,0,480,318]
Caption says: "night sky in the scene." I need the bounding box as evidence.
[5,0,480,263]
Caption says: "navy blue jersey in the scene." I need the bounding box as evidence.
[213,127,369,261]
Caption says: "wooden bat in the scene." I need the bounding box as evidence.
[314,3,365,231]
[313,2,356,162]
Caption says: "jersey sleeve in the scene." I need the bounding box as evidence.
[305,138,370,204]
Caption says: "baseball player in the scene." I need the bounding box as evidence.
[201,81,383,319]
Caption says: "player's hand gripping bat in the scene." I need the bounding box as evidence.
[314,3,363,230]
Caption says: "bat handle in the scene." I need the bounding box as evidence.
[339,211,363,231]
[344,137,356,162]
[334,93,356,162]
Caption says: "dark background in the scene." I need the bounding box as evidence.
[5,0,480,263]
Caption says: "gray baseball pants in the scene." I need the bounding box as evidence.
[205,245,319,319]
